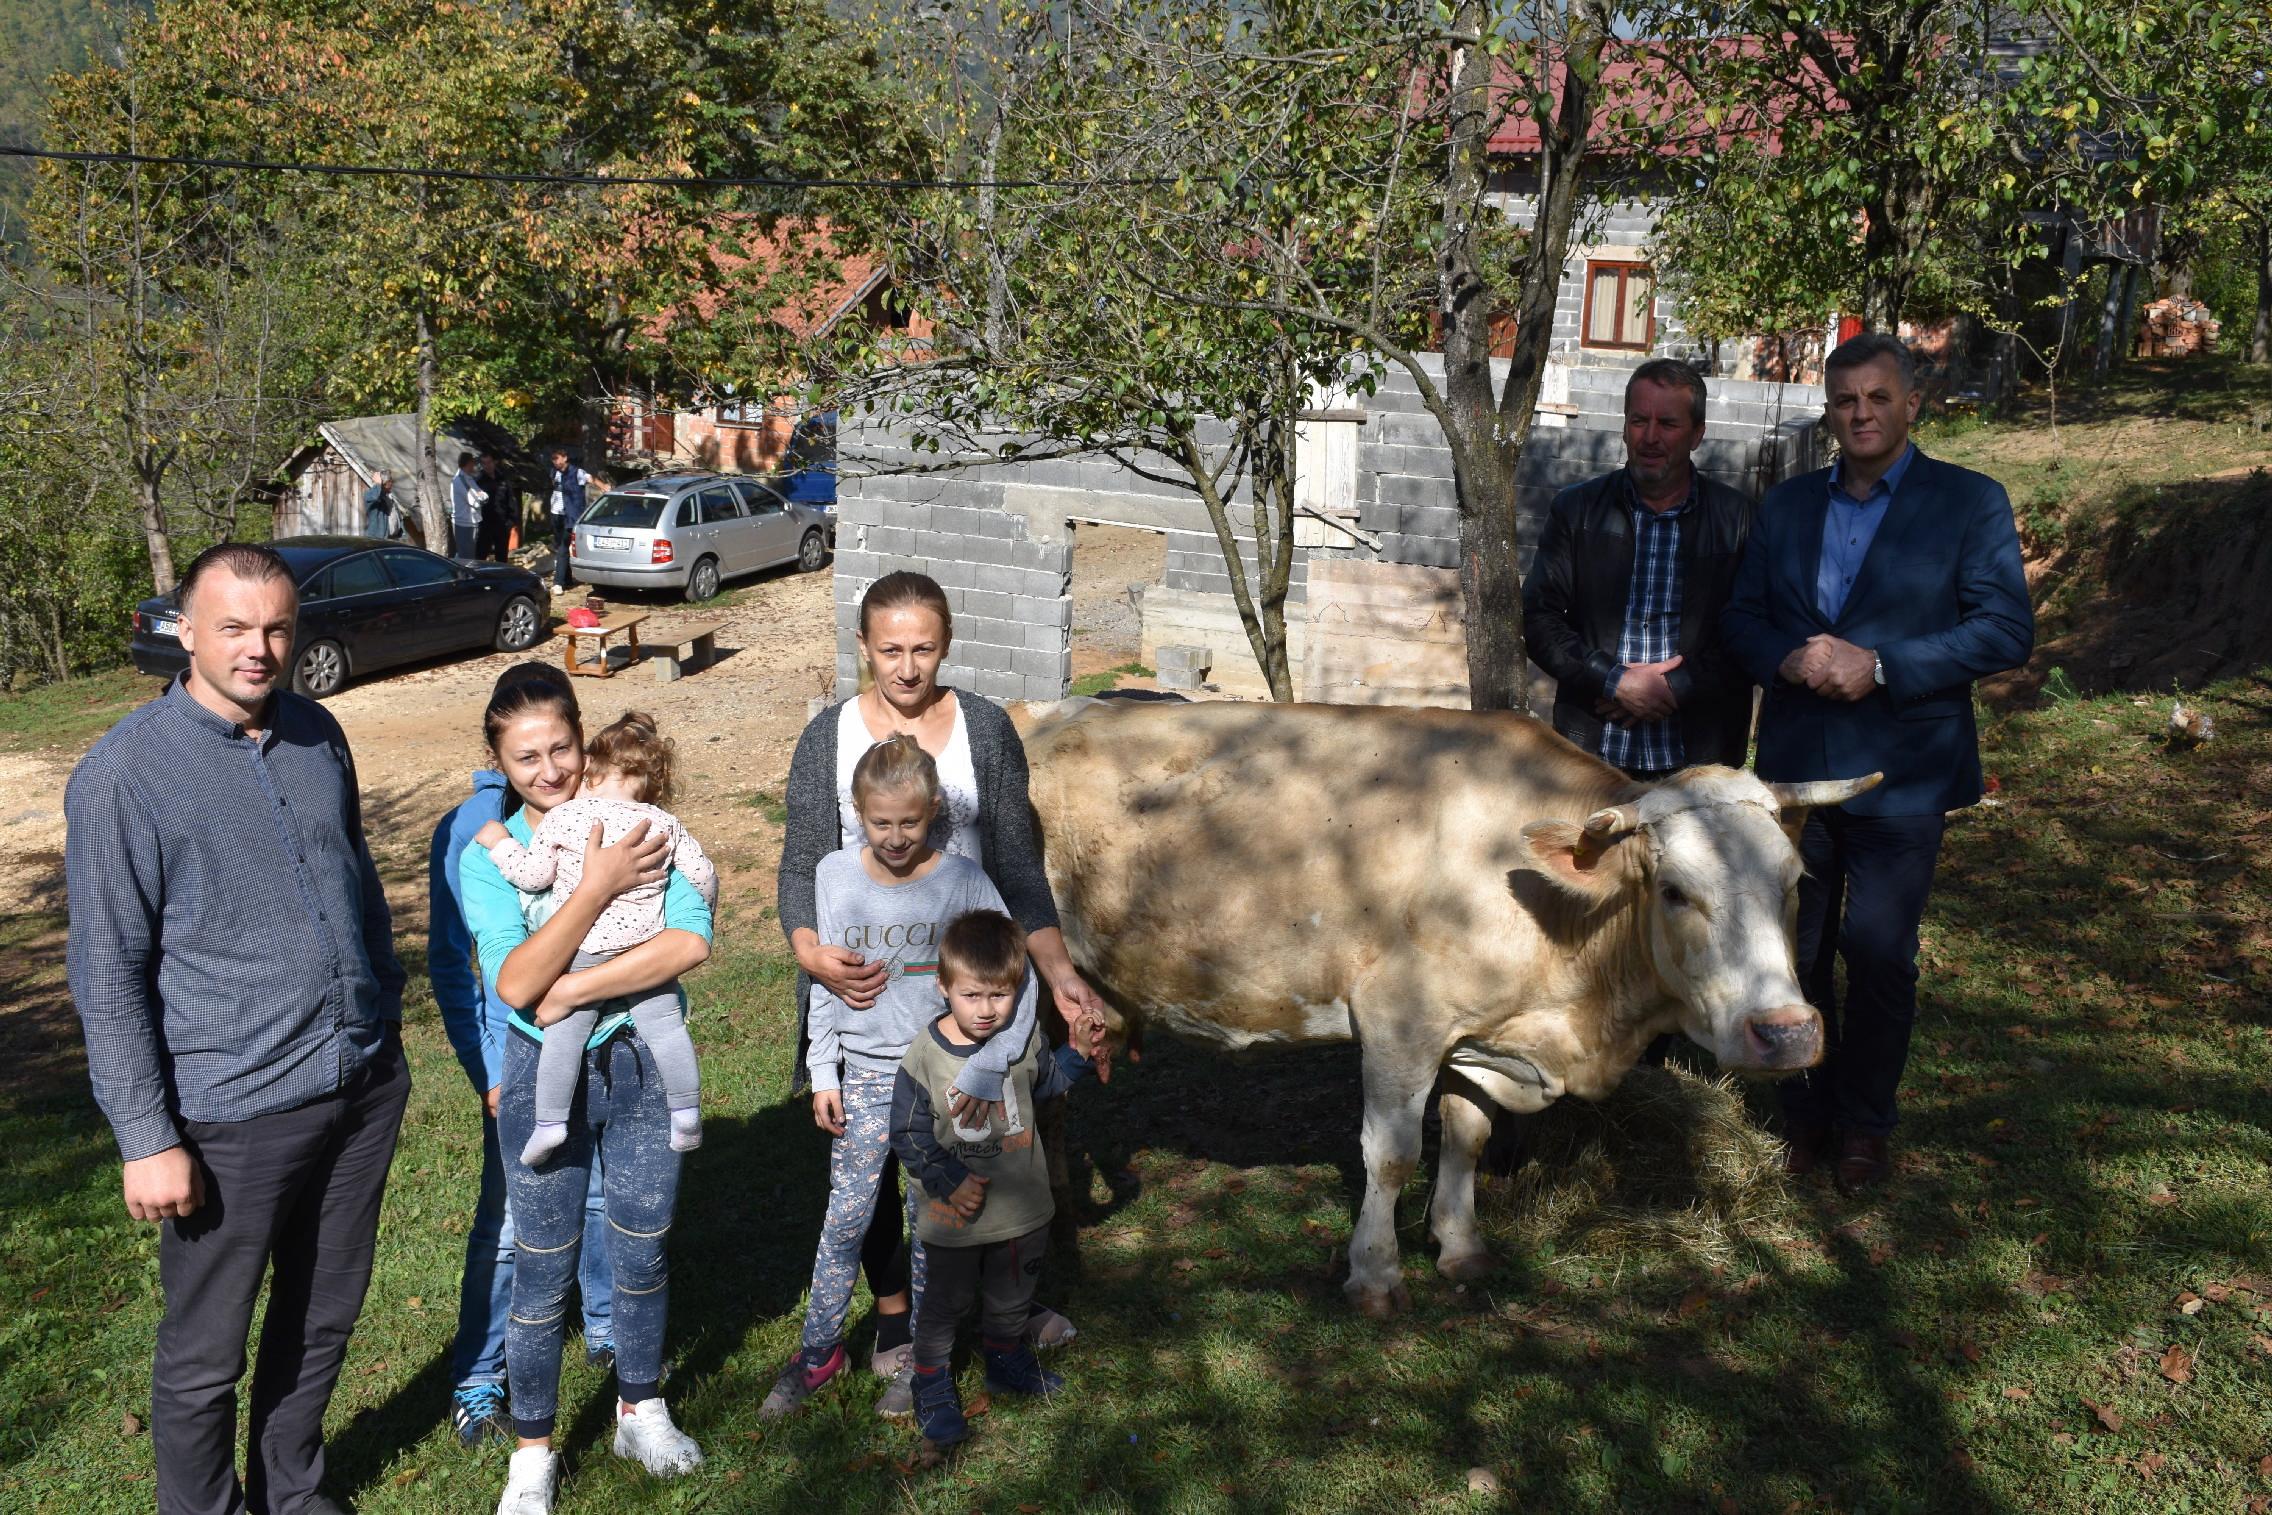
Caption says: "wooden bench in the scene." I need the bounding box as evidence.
[649,620,726,683]
[560,610,649,679]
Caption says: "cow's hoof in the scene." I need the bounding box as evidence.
[1347,1281,1412,1317]
[1437,1248,1496,1283]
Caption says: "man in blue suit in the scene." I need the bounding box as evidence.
[1722,333,2033,1193]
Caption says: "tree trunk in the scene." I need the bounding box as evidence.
[1859,200,1913,333]
[1439,0,1609,713]
[414,302,446,551]
[2094,263,2131,374]
[135,463,177,596]
[1174,418,1293,702]
[2252,218,2272,366]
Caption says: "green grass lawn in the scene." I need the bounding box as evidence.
[4,673,2269,1513]
[0,665,162,754]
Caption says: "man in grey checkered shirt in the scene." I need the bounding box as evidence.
[65,542,408,1515]
[1521,359,1760,781]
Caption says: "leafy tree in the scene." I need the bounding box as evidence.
[2013,1,2272,362]
[1649,2,2021,337]
[864,0,1672,712]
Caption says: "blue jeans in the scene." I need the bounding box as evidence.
[450,1110,611,1393]
[500,1031,680,1436]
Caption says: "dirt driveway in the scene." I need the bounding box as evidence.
[0,529,1170,926]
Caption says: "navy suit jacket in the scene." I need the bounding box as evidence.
[1720,451,2033,817]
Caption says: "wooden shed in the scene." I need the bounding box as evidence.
[275,415,539,542]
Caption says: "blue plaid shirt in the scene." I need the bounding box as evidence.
[1598,474,1693,774]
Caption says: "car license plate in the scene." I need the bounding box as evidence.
[594,534,631,549]
[150,616,179,638]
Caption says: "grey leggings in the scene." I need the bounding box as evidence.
[801,1067,927,1352]
[532,951,700,1123]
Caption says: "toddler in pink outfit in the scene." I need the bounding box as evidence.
[477,711,717,1163]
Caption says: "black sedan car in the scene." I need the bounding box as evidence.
[130,538,551,698]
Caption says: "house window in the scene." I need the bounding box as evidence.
[716,397,770,428]
[1582,261,1655,351]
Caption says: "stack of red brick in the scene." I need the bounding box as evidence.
[2136,297,2221,358]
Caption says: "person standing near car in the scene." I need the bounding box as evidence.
[363,471,397,539]
[478,456,519,563]
[452,452,485,560]
[64,541,410,1515]
[547,449,591,591]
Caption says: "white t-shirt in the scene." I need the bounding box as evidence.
[834,693,983,866]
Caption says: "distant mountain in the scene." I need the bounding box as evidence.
[0,0,138,251]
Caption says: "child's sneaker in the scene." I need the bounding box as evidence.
[1026,1305,1078,1349]
[612,1396,703,1476]
[876,1361,915,1419]
[981,1342,1064,1398]
[758,1342,845,1420]
[910,1364,967,1446]
[451,1381,513,1448]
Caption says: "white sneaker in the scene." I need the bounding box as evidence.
[613,1396,703,1477]
[496,1446,559,1515]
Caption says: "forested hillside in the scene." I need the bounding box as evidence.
[0,0,127,247]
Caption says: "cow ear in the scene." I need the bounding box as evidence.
[1515,819,1631,899]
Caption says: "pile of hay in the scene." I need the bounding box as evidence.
[1486,1064,1803,1272]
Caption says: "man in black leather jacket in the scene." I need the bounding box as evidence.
[1521,359,1758,777]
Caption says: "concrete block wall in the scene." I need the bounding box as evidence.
[830,430,1076,703]
[831,350,1825,707]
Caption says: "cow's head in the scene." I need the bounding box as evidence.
[1512,767,1880,1074]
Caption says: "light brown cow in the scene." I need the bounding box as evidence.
[1021,698,1876,1314]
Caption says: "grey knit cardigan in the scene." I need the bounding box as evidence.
[776,690,1061,950]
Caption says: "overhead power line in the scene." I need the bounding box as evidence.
[0,142,1171,193]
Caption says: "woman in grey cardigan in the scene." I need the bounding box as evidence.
[777,570,1107,1409]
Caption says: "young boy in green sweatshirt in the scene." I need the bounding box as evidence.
[888,909,1076,1447]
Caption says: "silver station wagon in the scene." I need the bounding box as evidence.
[568,472,835,601]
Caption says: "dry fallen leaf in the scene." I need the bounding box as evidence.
[120,1412,142,1436]
[2001,1386,2032,1401]
[2159,1344,2194,1384]
[2136,1451,2166,1480]
[2082,1398,2125,1433]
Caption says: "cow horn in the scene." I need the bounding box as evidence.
[1582,803,1642,841]
[1766,774,1884,810]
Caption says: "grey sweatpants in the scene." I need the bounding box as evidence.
[532,950,700,1124]
[913,1224,1049,1369]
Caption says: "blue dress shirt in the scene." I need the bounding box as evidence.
[1816,443,1916,622]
